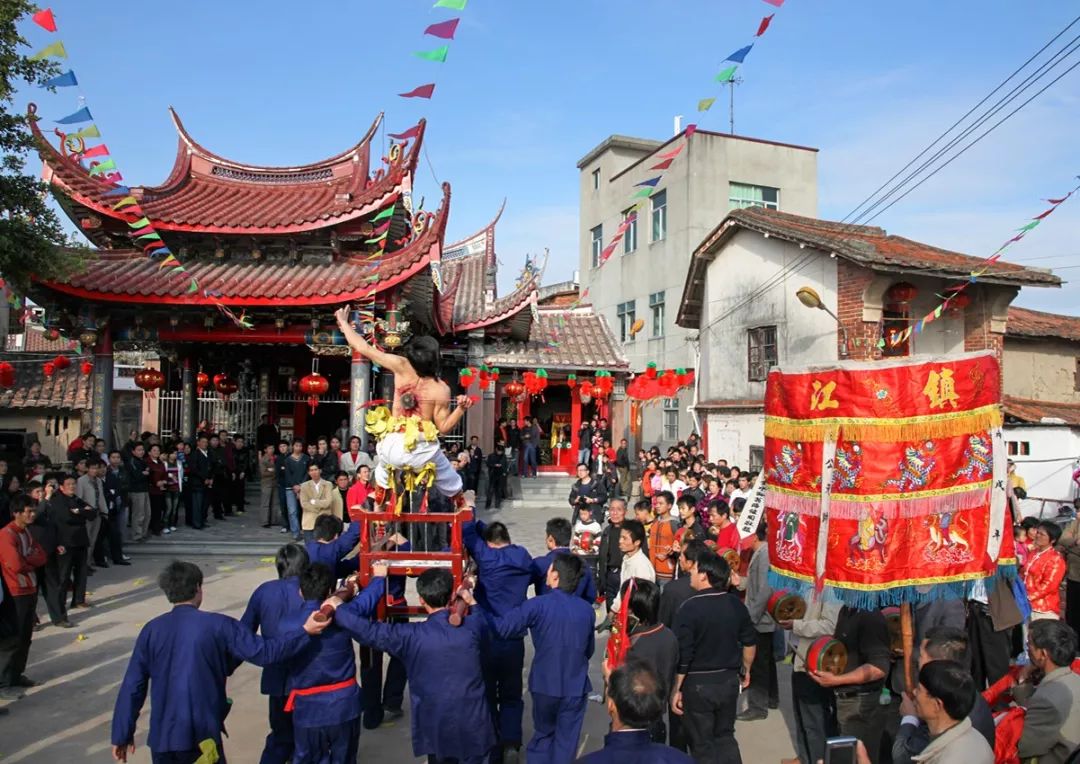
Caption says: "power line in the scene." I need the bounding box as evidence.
[841,14,1080,225]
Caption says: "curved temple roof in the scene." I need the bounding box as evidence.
[33,107,425,235]
[36,183,453,307]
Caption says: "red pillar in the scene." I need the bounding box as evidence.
[569,388,582,477]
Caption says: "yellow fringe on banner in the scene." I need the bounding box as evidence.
[765,405,1003,443]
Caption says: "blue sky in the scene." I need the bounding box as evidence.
[21,1,1080,314]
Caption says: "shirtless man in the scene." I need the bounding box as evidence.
[334,306,473,508]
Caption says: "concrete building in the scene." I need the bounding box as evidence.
[1001,307,1080,513]
[577,128,818,449]
[676,207,1062,471]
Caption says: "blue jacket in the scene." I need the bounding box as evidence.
[304,523,360,579]
[343,606,495,759]
[111,605,308,753]
[487,588,595,697]
[463,520,532,618]
[240,577,304,696]
[532,547,597,603]
[578,730,695,763]
[278,579,384,729]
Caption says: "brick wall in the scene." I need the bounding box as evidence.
[836,259,881,361]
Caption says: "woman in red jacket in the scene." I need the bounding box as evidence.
[345,464,374,523]
[1024,520,1067,619]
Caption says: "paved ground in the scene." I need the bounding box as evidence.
[0,479,800,762]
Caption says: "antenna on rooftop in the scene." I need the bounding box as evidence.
[720,77,743,135]
[673,115,683,136]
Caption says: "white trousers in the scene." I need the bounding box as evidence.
[375,432,462,498]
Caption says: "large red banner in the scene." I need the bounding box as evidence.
[765,351,1015,607]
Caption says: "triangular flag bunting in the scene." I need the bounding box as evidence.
[399,83,436,99]
[1046,194,1071,204]
[136,232,163,242]
[650,158,674,171]
[126,216,151,229]
[186,280,199,294]
[32,8,57,32]
[1032,207,1057,220]
[55,106,92,124]
[716,65,737,83]
[388,125,421,140]
[632,188,654,199]
[756,14,775,36]
[724,45,753,64]
[698,97,716,112]
[414,45,449,63]
[365,232,388,244]
[372,205,396,222]
[88,158,117,176]
[111,196,138,210]
[434,0,467,8]
[373,221,392,235]
[1016,221,1040,233]
[425,18,460,39]
[81,144,109,158]
[635,177,661,187]
[43,70,78,88]
[762,0,785,6]
[659,145,684,160]
[30,40,66,61]
[72,125,100,140]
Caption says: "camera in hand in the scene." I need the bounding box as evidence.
[824,736,858,764]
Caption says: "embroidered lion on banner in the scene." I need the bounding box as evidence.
[952,434,992,481]
[884,442,936,492]
[831,443,863,491]
[768,444,802,486]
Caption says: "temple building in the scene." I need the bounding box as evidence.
[23,106,628,473]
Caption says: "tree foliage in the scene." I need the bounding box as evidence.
[0,0,85,295]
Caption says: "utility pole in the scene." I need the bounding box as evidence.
[722,77,743,135]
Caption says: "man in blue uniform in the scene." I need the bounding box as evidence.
[475,553,596,764]
[278,562,386,763]
[324,567,495,763]
[463,518,533,763]
[579,658,693,763]
[111,560,329,763]
[239,544,310,764]
[530,517,596,603]
[304,515,359,578]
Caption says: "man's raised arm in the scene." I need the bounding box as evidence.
[433,394,473,434]
[334,306,406,373]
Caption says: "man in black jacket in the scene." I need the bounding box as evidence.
[207,434,227,521]
[103,451,131,565]
[127,443,151,543]
[27,482,68,627]
[47,475,97,617]
[614,439,631,498]
[187,436,212,530]
[485,439,508,510]
[596,498,627,631]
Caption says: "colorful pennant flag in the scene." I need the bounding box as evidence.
[32,7,58,32]
[762,0,785,6]
[30,40,66,60]
[632,188,654,199]
[71,125,100,140]
[725,45,753,64]
[756,14,775,36]
[698,97,716,111]
[635,177,661,187]
[43,70,78,88]
[715,65,738,83]
[414,45,450,63]
[388,125,421,140]
[425,18,460,39]
[55,106,92,124]
[372,205,396,222]
[434,0,467,8]
[685,124,697,138]
[111,196,138,210]
[650,158,674,171]
[80,144,109,158]
[659,145,685,160]
[126,215,150,229]
[399,83,436,99]
[88,158,116,176]
[365,232,389,245]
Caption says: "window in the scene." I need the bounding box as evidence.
[729,182,780,211]
[1006,441,1031,456]
[749,446,765,473]
[591,168,600,190]
[622,208,638,254]
[747,325,778,381]
[663,398,680,441]
[649,291,665,337]
[590,224,603,269]
[651,189,667,242]
[617,300,636,343]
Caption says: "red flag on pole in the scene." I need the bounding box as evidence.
[425,18,461,39]
[32,8,57,32]
[399,83,436,99]
[388,125,421,140]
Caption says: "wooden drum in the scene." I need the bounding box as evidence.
[806,636,848,674]
[716,547,741,572]
[767,590,807,622]
[882,606,903,655]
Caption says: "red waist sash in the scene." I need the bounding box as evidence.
[284,679,356,712]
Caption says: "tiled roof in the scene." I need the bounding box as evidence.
[0,353,91,410]
[1004,396,1080,427]
[483,308,628,371]
[680,207,1062,328]
[34,108,424,235]
[6,328,78,353]
[36,183,452,306]
[1006,306,1080,343]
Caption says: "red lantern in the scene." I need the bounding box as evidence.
[134,367,165,393]
[566,374,577,390]
[0,362,13,389]
[42,362,55,378]
[886,282,918,304]
[490,367,500,383]
[196,371,209,393]
[53,354,71,371]
[80,361,93,376]
[645,362,658,380]
[579,380,594,399]
[214,373,239,400]
[43,327,60,342]
[299,373,330,413]
[659,372,678,397]
[478,365,490,388]
[505,379,525,399]
[946,292,972,317]
[459,367,476,389]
